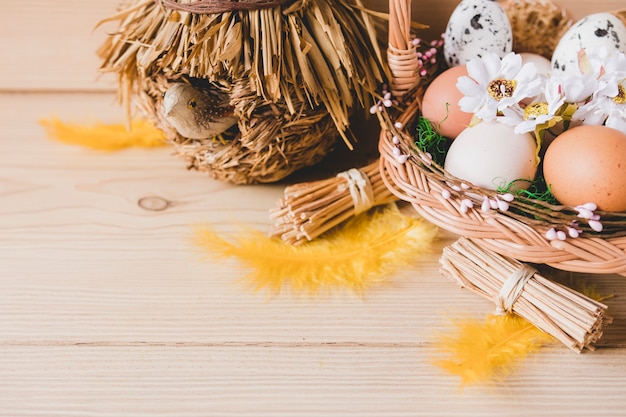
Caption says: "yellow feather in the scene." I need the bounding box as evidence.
[40,117,166,151]
[193,204,438,295]
[433,314,554,387]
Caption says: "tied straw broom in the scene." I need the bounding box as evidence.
[270,160,398,245]
[440,238,612,352]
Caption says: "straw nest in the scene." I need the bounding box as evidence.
[500,0,573,59]
[379,0,626,275]
[97,0,387,184]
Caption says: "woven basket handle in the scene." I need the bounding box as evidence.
[387,0,419,97]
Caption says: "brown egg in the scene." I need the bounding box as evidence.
[421,65,473,139]
[543,125,626,212]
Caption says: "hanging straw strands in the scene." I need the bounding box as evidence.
[95,0,389,183]
[440,237,612,352]
[97,0,387,148]
[268,23,446,238]
[270,161,398,244]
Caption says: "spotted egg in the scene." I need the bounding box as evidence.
[443,0,513,67]
[551,13,626,75]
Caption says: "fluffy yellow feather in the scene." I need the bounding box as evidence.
[40,117,166,151]
[433,314,554,387]
[432,274,614,387]
[193,204,438,295]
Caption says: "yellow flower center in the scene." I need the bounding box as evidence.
[523,102,549,120]
[613,83,626,104]
[487,78,517,100]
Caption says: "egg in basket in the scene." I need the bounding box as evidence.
[376,0,626,276]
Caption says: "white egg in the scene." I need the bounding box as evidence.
[520,52,552,75]
[444,121,538,191]
[443,0,513,67]
[551,13,626,75]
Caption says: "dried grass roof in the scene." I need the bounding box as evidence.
[97,0,389,147]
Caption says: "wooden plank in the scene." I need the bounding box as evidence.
[1,100,625,417]
[1,1,626,415]
[0,1,120,92]
[0,93,467,343]
[0,345,625,417]
[2,95,626,348]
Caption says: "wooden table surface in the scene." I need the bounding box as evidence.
[1,1,625,416]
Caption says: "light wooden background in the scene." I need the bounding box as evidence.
[1,1,625,416]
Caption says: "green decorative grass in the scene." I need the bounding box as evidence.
[414,116,451,166]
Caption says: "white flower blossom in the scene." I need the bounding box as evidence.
[457,52,543,122]
[559,72,599,103]
[574,88,626,133]
[453,49,626,133]
[498,74,567,133]
[572,49,626,134]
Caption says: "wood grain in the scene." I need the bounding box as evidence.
[1,345,625,417]
[0,2,120,92]
[1,0,626,416]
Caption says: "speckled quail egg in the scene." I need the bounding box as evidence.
[443,0,513,67]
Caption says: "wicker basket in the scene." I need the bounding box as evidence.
[98,0,386,184]
[379,0,626,276]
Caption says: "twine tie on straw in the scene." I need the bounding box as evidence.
[337,168,375,216]
[494,264,537,316]
[155,0,293,13]
[269,161,397,244]
[440,237,611,352]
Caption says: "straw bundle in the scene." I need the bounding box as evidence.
[97,0,387,184]
[270,161,398,244]
[440,238,612,352]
